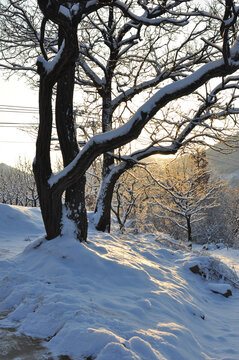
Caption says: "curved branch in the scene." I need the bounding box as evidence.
[49,53,239,193]
[40,16,48,60]
[114,0,189,27]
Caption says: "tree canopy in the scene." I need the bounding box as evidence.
[0,0,239,240]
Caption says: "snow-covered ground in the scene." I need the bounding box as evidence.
[0,203,239,360]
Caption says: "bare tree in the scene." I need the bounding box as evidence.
[1,0,239,241]
[143,153,221,242]
[93,76,239,232]
[111,171,143,231]
[198,185,239,246]
[89,1,239,232]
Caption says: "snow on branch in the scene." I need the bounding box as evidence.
[78,56,104,88]
[37,40,65,74]
[114,0,189,27]
[59,5,72,20]
[112,72,170,110]
[48,53,239,191]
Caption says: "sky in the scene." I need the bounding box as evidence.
[0,76,38,166]
[0,75,162,169]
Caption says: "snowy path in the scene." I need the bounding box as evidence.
[0,326,51,360]
[0,204,239,360]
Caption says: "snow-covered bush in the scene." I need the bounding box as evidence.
[189,256,239,289]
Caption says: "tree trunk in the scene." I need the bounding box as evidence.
[94,162,132,232]
[94,89,114,232]
[101,93,114,178]
[94,176,115,232]
[186,215,192,242]
[34,22,82,240]
[94,25,115,231]
[96,6,117,225]
[65,176,87,241]
[33,77,63,239]
[33,179,62,240]
[55,30,87,241]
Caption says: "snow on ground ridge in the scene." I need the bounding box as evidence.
[0,204,239,359]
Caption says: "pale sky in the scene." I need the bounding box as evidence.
[0,75,177,169]
[0,76,38,166]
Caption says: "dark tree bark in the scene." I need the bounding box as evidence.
[94,161,134,232]
[101,94,114,178]
[186,215,192,242]
[100,7,116,179]
[33,76,63,239]
[34,16,80,240]
[55,26,87,241]
[94,172,119,233]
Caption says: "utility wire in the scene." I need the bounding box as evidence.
[0,105,39,128]
[0,105,39,114]
[0,140,35,143]
[0,105,38,109]
[0,110,38,114]
[0,122,37,126]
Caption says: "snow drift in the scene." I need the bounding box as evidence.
[0,203,238,359]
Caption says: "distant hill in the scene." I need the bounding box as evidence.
[150,140,239,187]
[206,138,239,186]
[0,163,16,174]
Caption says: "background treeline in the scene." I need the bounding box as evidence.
[1,150,239,246]
[0,159,38,207]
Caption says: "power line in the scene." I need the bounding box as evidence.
[0,105,86,120]
[0,105,39,114]
[0,105,38,110]
[0,110,38,114]
[0,140,35,143]
[0,105,39,127]
[0,122,38,126]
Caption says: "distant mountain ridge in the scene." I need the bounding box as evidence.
[0,163,16,173]
[206,138,239,186]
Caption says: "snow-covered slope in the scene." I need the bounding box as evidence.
[0,204,44,259]
[206,139,239,186]
[0,204,239,359]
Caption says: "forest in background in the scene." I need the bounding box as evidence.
[1,145,239,247]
